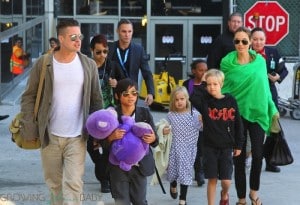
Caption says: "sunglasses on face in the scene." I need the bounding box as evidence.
[95,49,108,55]
[121,91,139,97]
[234,39,249,45]
[69,34,84,41]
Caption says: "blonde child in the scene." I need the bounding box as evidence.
[166,86,202,205]
[190,69,244,205]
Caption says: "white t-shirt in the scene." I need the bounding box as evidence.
[49,54,84,137]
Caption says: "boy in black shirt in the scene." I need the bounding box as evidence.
[190,69,244,205]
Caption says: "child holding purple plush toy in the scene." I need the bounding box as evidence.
[102,78,158,205]
[86,107,154,172]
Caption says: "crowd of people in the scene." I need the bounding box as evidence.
[2,12,289,205]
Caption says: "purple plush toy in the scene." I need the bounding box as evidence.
[85,107,119,139]
[85,108,153,171]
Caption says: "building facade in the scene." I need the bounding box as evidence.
[1,0,299,101]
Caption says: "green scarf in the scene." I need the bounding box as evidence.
[221,50,278,134]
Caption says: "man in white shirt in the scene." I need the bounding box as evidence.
[21,19,103,205]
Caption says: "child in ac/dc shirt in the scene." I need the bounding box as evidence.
[190,69,244,205]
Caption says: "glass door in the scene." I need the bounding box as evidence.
[150,18,222,81]
[150,20,187,83]
[188,18,222,61]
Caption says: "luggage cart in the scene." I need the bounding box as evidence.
[278,63,300,120]
[140,55,186,111]
[278,97,300,119]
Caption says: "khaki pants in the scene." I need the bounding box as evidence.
[41,134,86,205]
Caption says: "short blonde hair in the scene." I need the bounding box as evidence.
[169,86,191,112]
[204,69,225,86]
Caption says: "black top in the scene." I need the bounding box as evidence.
[98,59,125,108]
[207,29,235,69]
[98,58,125,82]
[108,41,155,96]
[264,46,289,107]
[190,84,244,149]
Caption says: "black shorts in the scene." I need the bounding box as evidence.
[202,146,233,180]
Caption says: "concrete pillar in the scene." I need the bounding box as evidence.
[44,0,56,51]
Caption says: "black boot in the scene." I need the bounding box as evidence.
[195,155,205,186]
[195,171,205,187]
[100,180,111,193]
[265,162,281,173]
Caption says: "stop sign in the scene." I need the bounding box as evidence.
[244,1,289,46]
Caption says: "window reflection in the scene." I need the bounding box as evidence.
[155,24,183,57]
[1,22,16,32]
[26,23,43,59]
[26,0,44,16]
[1,37,13,83]
[55,0,73,16]
[121,0,146,16]
[80,20,146,56]
[76,0,118,15]
[130,19,147,50]
[0,0,22,15]
[151,0,222,16]
[76,0,146,16]
[193,25,221,59]
[154,24,184,82]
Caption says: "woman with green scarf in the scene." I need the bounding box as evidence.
[220,27,278,205]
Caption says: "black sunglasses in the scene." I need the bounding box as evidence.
[69,34,84,41]
[121,91,139,97]
[234,39,249,45]
[95,49,108,55]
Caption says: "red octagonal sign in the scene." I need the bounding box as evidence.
[244,1,289,46]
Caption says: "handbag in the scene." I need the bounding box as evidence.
[269,120,294,166]
[9,55,47,149]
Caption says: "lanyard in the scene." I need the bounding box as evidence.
[117,48,129,77]
[98,60,107,87]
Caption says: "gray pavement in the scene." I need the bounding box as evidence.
[0,77,299,205]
